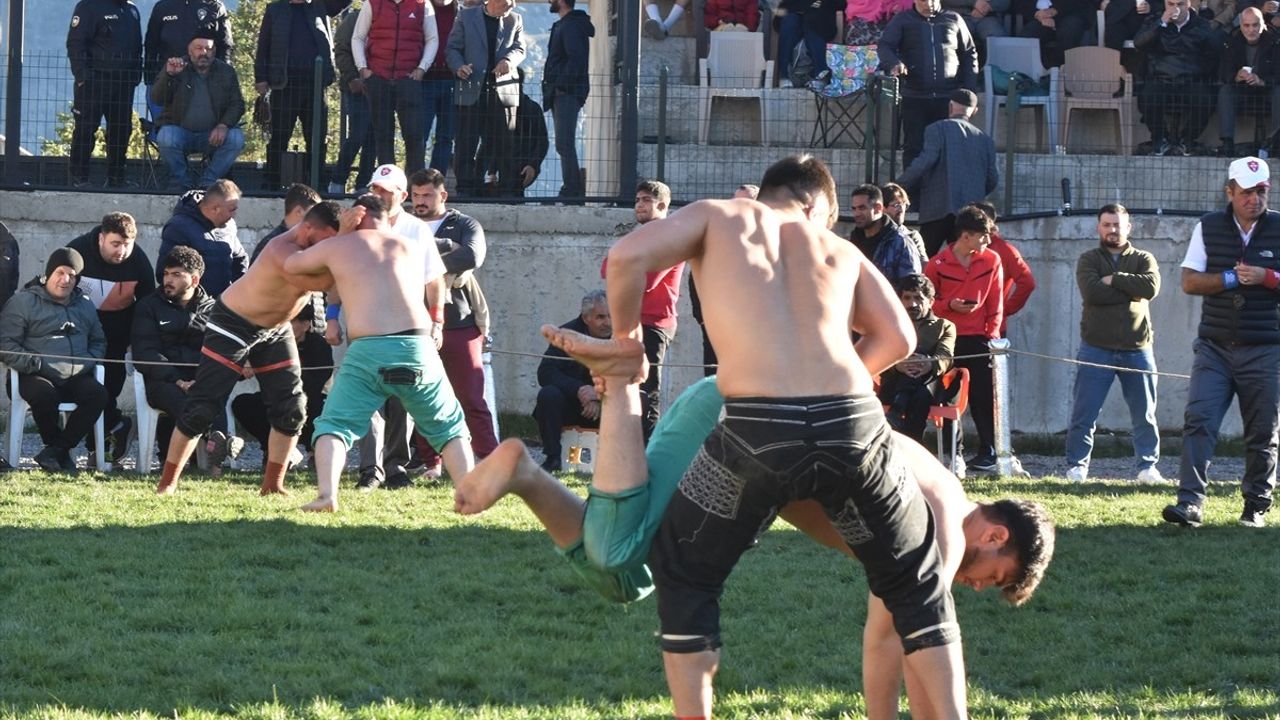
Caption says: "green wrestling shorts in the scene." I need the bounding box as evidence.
[559,376,724,603]
[312,333,468,451]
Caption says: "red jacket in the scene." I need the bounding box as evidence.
[924,243,1004,339]
[988,232,1035,336]
[600,258,685,331]
[705,0,760,30]
[367,0,427,80]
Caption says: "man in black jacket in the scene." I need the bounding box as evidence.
[66,0,144,188]
[1217,7,1280,156]
[144,0,233,82]
[1135,0,1219,156]
[328,7,377,193]
[150,34,246,191]
[533,290,610,472]
[1017,0,1092,67]
[878,0,979,169]
[544,0,593,199]
[254,0,344,191]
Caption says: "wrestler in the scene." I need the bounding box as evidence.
[156,201,346,496]
[288,195,473,513]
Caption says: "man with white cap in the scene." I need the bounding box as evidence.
[1165,156,1280,528]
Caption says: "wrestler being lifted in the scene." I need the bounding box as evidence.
[156,201,348,496]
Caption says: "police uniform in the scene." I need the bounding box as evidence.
[143,0,234,81]
[66,0,143,187]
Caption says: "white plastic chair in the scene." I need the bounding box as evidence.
[1059,46,1133,155]
[7,365,107,471]
[132,371,240,474]
[698,32,775,145]
[984,37,1061,151]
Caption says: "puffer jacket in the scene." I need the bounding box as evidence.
[0,279,106,382]
[157,190,248,297]
[1134,12,1218,81]
[876,7,978,98]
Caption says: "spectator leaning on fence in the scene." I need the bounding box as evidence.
[544,0,593,200]
[1217,7,1280,158]
[533,290,611,472]
[157,180,248,298]
[1065,203,1163,484]
[0,248,108,474]
[848,183,923,284]
[1134,0,1218,157]
[354,0,441,173]
[66,0,144,189]
[1165,157,1280,529]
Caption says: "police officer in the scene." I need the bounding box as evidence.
[143,0,234,83]
[67,0,143,188]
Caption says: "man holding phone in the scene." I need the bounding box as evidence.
[925,205,1004,473]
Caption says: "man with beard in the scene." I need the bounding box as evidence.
[877,274,956,448]
[848,183,922,284]
[1065,204,1163,483]
[532,289,610,472]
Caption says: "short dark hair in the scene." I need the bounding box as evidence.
[284,183,321,215]
[894,273,935,300]
[973,201,998,223]
[354,193,388,223]
[409,168,447,190]
[100,212,137,240]
[758,155,837,217]
[850,183,883,206]
[201,179,241,204]
[303,200,342,231]
[1098,203,1129,219]
[163,245,205,276]
[952,204,995,240]
[881,182,909,205]
[637,180,671,205]
[981,499,1056,606]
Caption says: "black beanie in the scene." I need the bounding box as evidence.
[44,247,84,279]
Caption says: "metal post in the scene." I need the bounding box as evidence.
[657,66,667,182]
[1003,82,1020,215]
[864,76,879,183]
[618,0,641,200]
[990,338,1015,476]
[310,56,324,190]
[4,0,25,186]
[886,75,900,180]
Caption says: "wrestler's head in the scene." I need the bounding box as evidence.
[353,194,391,231]
[160,246,204,303]
[894,273,935,321]
[956,498,1055,606]
[295,201,342,248]
[758,154,839,229]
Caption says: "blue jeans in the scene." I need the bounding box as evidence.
[156,124,244,191]
[422,78,456,174]
[777,14,828,80]
[1065,341,1159,472]
[331,89,375,189]
[552,94,584,197]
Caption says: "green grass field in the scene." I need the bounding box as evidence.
[1,470,1277,719]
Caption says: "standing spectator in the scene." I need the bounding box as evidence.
[881,182,930,260]
[1165,157,1280,528]
[157,180,248,298]
[544,0,593,200]
[600,181,684,441]
[1103,0,1153,51]
[328,7,377,194]
[1217,8,1280,157]
[848,183,922,283]
[706,0,761,30]
[447,0,526,196]
[66,0,144,189]
[67,212,155,465]
[1018,0,1093,67]
[1134,0,1218,157]
[408,168,499,468]
[508,84,550,197]
[924,205,1003,473]
[877,274,956,447]
[253,183,323,261]
[254,0,341,192]
[878,0,979,169]
[143,0,232,84]
[0,248,107,472]
[896,89,998,257]
[533,290,610,471]
[425,0,460,175]
[644,0,690,38]
[354,0,440,173]
[1066,204,1163,483]
[975,202,1036,336]
[132,246,219,464]
[942,0,1007,52]
[150,34,246,192]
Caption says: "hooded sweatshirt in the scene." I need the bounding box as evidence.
[157,190,248,298]
[0,279,107,382]
[544,8,594,104]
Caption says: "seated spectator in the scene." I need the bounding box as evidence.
[848,183,922,283]
[0,248,108,472]
[150,33,246,192]
[480,80,549,198]
[778,0,846,86]
[1018,0,1093,67]
[1198,0,1237,45]
[877,273,956,446]
[533,290,610,472]
[707,0,761,30]
[644,0,690,38]
[1104,0,1153,51]
[1218,7,1280,156]
[844,0,908,45]
[157,180,248,298]
[881,181,930,259]
[1134,0,1218,156]
[943,0,1008,52]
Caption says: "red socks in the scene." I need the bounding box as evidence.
[156,461,180,495]
[260,461,290,496]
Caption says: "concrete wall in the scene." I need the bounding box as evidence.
[0,191,1234,435]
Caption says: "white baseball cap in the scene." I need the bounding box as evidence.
[1229,156,1271,189]
[370,164,407,193]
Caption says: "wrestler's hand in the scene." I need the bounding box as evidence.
[338,205,366,234]
[301,495,337,512]
[325,322,343,346]
[176,379,194,392]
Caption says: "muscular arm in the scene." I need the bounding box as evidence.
[605,201,712,337]
[851,254,915,376]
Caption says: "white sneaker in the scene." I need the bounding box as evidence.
[950,455,966,479]
[1136,467,1166,483]
[1066,466,1087,482]
[326,181,345,195]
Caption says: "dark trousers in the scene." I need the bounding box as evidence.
[414,325,499,464]
[331,88,376,189]
[146,377,226,460]
[1217,83,1280,146]
[454,90,518,196]
[954,335,995,460]
[231,332,332,452]
[1138,79,1215,145]
[879,376,943,444]
[16,372,108,450]
[552,94,585,197]
[919,215,956,258]
[358,397,411,480]
[532,384,598,466]
[641,324,673,442]
[70,77,136,184]
[1103,0,1145,51]
[423,77,456,174]
[265,74,327,188]
[367,76,426,172]
[1018,12,1089,67]
[900,95,951,170]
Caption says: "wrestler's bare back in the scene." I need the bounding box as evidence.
[286,229,431,340]
[220,228,322,329]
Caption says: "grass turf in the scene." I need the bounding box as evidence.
[1,470,1277,719]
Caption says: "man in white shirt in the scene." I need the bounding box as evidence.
[352,0,439,171]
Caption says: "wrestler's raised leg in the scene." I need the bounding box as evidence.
[541,324,647,383]
[455,438,585,547]
[590,375,648,494]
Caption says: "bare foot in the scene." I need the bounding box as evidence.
[540,325,647,382]
[260,481,291,497]
[301,495,337,512]
[455,438,542,515]
[156,480,177,496]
